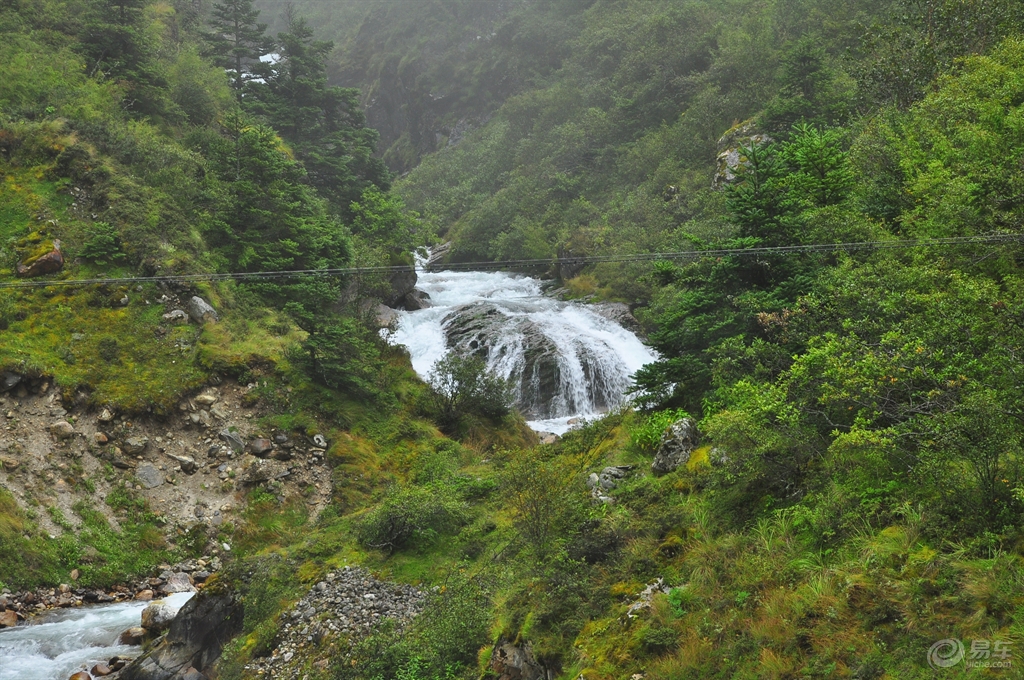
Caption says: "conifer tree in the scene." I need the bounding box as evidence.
[206,0,273,97]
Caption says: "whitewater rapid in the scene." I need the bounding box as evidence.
[391,269,656,434]
[0,591,193,680]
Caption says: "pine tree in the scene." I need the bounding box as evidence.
[205,0,273,97]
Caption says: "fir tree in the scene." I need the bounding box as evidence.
[205,0,273,97]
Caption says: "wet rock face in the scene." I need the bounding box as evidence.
[442,302,619,419]
[385,265,417,308]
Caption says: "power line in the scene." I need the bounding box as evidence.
[0,234,1020,290]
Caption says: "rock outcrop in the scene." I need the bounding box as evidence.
[713,120,772,190]
[121,581,241,680]
[651,418,698,474]
[490,639,549,680]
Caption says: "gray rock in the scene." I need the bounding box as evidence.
[590,302,643,336]
[384,265,417,308]
[1,373,22,392]
[651,418,698,474]
[425,242,450,271]
[187,297,219,324]
[490,640,548,680]
[162,310,189,324]
[124,437,149,455]
[402,289,432,311]
[312,434,327,448]
[713,120,772,190]
[165,453,197,474]
[375,304,399,327]
[218,429,244,453]
[49,420,76,439]
[240,459,289,484]
[136,464,165,489]
[140,602,175,632]
[97,408,115,423]
[160,572,194,594]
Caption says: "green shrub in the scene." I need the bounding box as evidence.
[426,353,513,434]
[357,484,468,553]
[78,222,126,266]
[630,408,689,452]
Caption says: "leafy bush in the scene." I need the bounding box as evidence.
[426,353,513,434]
[357,484,468,553]
[630,409,690,452]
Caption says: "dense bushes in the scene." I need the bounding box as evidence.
[357,484,468,553]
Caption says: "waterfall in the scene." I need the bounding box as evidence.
[391,268,657,434]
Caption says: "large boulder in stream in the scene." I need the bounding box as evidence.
[120,582,241,680]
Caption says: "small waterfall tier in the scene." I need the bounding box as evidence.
[391,268,656,434]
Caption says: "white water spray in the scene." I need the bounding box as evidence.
[391,268,656,434]
[0,591,193,680]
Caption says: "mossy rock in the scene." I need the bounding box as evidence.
[15,232,63,277]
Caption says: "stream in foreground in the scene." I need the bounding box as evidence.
[0,591,193,680]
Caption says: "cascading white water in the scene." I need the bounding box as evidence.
[0,591,193,680]
[391,268,656,434]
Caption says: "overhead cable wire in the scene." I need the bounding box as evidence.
[0,233,1021,290]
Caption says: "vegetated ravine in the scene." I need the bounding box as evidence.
[0,592,194,680]
[392,266,656,434]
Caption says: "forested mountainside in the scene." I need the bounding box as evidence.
[5,0,1024,679]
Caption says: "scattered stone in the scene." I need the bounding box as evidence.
[94,432,109,444]
[161,309,189,324]
[135,590,154,601]
[68,673,90,680]
[124,437,150,455]
[537,432,559,445]
[218,429,245,453]
[240,459,289,484]
[97,408,115,423]
[70,569,80,581]
[49,420,76,439]
[248,438,273,457]
[160,572,195,594]
[312,434,327,448]
[626,579,672,618]
[91,663,114,677]
[136,463,165,489]
[187,296,219,324]
[0,456,19,471]
[164,452,197,474]
[210,404,229,420]
[245,567,424,677]
[651,418,698,474]
[194,392,218,406]
[490,639,548,680]
[0,610,17,628]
